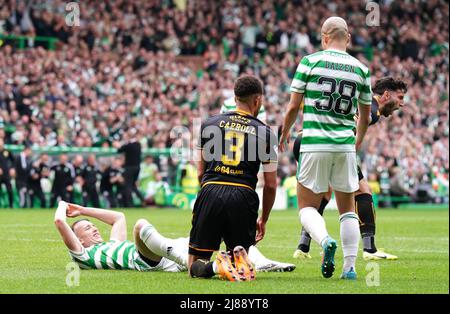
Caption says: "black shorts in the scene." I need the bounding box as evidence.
[138,250,160,267]
[189,183,259,259]
[357,165,364,181]
[293,134,302,163]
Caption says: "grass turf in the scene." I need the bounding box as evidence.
[0,207,448,294]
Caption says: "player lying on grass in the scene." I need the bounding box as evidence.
[292,77,407,261]
[54,201,295,273]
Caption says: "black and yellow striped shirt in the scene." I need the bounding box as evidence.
[198,110,278,190]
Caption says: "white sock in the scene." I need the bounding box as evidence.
[340,212,360,272]
[212,261,219,274]
[248,246,267,264]
[139,223,187,266]
[299,207,329,247]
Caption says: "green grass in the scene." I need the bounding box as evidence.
[0,207,448,294]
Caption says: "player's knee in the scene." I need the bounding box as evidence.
[324,189,333,201]
[134,219,149,234]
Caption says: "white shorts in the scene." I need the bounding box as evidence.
[297,152,359,193]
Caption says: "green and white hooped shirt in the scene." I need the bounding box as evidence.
[69,239,152,271]
[291,49,372,153]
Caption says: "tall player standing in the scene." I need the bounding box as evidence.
[292,77,408,261]
[279,17,372,280]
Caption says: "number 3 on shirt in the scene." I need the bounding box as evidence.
[222,131,245,166]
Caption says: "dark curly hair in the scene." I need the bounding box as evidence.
[234,75,263,98]
[373,77,408,95]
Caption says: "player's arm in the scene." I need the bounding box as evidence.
[67,203,127,241]
[197,148,206,183]
[355,71,373,151]
[195,122,206,183]
[355,104,371,151]
[256,168,277,243]
[280,92,304,152]
[280,57,309,152]
[256,129,278,243]
[54,203,83,253]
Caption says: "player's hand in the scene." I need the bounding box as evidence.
[255,218,266,244]
[66,203,83,218]
[9,168,16,178]
[279,132,290,153]
[67,185,73,192]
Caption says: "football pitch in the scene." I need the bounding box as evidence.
[0,207,448,294]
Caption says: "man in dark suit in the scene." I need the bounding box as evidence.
[114,130,145,207]
[15,146,33,207]
[0,138,14,207]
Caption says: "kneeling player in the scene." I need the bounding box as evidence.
[55,201,294,273]
[293,77,407,261]
[188,76,280,282]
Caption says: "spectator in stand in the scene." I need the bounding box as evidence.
[49,154,75,207]
[14,145,32,207]
[139,155,159,204]
[81,154,101,208]
[29,158,47,208]
[0,0,447,206]
[114,129,146,207]
[100,162,114,209]
[0,137,14,207]
[109,157,126,208]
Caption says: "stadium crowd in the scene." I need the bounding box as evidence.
[0,0,448,207]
